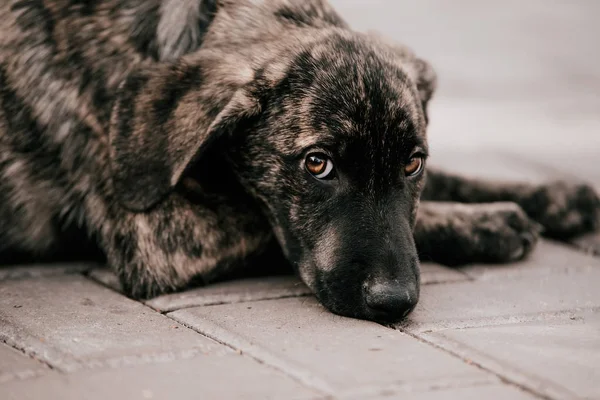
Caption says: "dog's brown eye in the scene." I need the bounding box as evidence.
[405,156,424,177]
[305,153,335,179]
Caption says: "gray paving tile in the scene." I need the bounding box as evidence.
[0,275,225,372]
[398,265,600,333]
[146,276,312,313]
[0,354,322,400]
[87,268,122,292]
[0,263,99,281]
[0,343,50,384]
[425,311,600,400]
[148,267,466,313]
[92,266,466,313]
[460,240,600,281]
[345,384,537,400]
[420,263,470,285]
[169,297,497,396]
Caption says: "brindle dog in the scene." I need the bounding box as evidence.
[1,0,598,323]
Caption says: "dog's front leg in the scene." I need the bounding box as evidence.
[422,168,600,240]
[101,190,273,300]
[414,201,541,266]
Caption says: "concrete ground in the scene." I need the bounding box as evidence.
[1,1,599,399]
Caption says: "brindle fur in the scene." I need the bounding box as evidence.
[1,0,598,322]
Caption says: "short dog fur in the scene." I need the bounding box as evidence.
[1,0,599,322]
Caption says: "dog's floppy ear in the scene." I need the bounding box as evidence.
[109,53,260,212]
[366,31,437,121]
[405,57,437,121]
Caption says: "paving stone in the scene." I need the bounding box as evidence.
[0,263,99,281]
[0,343,50,384]
[460,240,600,281]
[0,275,225,372]
[425,310,600,400]
[345,384,537,400]
[92,266,466,313]
[420,263,470,285]
[147,267,466,313]
[146,276,312,313]
[0,354,322,400]
[397,265,600,333]
[169,297,497,396]
[87,268,122,292]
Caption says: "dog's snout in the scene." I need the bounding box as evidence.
[364,281,418,322]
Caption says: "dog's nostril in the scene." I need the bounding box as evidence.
[365,282,418,321]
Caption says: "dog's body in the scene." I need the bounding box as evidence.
[1,0,598,322]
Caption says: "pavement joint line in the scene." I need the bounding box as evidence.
[419,264,474,281]
[335,376,500,399]
[1,274,244,374]
[418,276,475,286]
[66,287,332,395]
[1,306,229,374]
[166,311,337,398]
[81,268,113,285]
[0,264,99,282]
[57,348,231,372]
[397,307,600,334]
[419,330,585,400]
[148,292,315,314]
[396,328,557,400]
[83,269,316,313]
[70,259,600,398]
[0,336,60,373]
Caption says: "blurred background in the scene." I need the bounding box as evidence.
[330,0,600,182]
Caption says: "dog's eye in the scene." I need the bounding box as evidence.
[404,156,424,177]
[305,153,335,180]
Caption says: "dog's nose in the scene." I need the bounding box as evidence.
[364,282,418,322]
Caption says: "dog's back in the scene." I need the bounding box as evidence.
[0,0,346,259]
[0,0,166,257]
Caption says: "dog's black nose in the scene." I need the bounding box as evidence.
[364,282,418,321]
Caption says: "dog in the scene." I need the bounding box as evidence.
[1,0,598,323]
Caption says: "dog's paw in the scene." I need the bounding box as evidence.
[418,202,541,266]
[521,182,600,240]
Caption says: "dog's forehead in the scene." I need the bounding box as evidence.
[271,34,426,157]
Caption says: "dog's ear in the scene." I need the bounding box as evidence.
[406,57,437,122]
[109,54,261,211]
[366,31,437,122]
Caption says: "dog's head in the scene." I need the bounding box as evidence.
[109,31,437,323]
